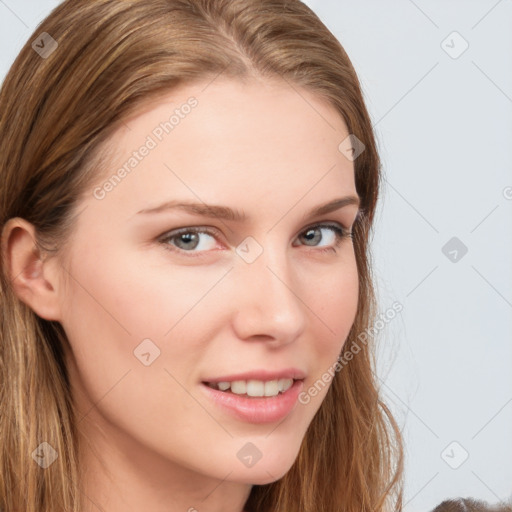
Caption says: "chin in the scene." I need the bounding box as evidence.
[226,459,296,485]
[235,470,289,486]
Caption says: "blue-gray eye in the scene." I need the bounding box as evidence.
[159,222,352,256]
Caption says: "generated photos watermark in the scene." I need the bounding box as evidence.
[298,301,403,404]
[93,96,198,200]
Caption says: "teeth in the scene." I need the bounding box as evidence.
[264,380,280,396]
[208,378,294,397]
[278,378,293,392]
[246,380,265,397]
[230,381,247,395]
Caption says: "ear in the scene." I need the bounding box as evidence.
[1,217,63,321]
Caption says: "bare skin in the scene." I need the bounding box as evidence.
[3,76,360,512]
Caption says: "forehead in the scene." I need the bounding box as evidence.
[86,77,357,221]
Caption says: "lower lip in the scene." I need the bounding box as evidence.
[200,380,304,424]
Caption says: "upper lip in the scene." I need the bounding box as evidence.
[202,368,306,384]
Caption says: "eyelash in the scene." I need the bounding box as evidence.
[158,222,353,258]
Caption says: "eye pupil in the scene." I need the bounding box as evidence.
[302,228,321,246]
[177,232,199,249]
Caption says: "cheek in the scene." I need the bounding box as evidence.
[310,254,359,340]
[281,255,359,425]
[320,264,358,322]
[61,241,209,340]
[59,249,215,444]
[301,253,359,387]
[59,242,229,392]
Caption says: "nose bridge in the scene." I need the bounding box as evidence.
[231,237,307,342]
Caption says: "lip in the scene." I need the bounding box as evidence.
[199,378,305,424]
[201,368,306,384]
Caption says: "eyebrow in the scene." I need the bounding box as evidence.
[136,195,360,222]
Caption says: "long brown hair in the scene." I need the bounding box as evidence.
[0,1,403,510]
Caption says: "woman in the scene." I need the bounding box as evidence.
[0,1,403,511]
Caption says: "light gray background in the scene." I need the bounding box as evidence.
[1,1,511,511]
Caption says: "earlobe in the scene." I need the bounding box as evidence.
[1,217,63,321]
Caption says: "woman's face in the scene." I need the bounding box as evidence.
[55,77,360,487]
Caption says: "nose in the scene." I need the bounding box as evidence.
[230,245,307,346]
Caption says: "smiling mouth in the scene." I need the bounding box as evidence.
[202,378,298,398]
